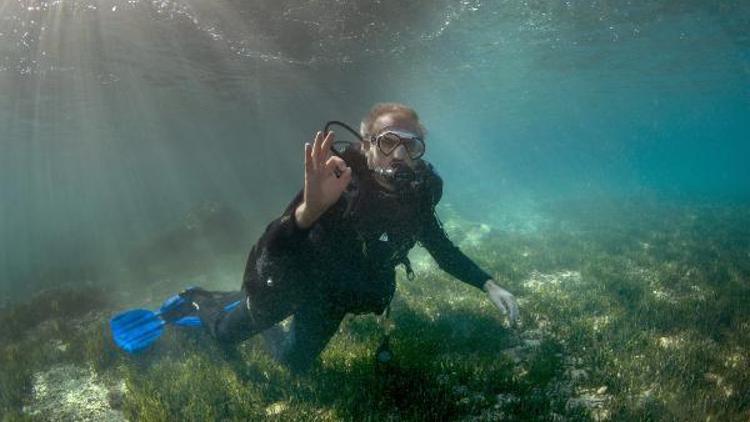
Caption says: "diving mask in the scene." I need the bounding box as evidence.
[321,120,428,193]
[371,127,425,160]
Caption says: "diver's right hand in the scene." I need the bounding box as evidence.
[295,130,352,229]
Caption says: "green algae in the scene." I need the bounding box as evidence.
[2,199,749,420]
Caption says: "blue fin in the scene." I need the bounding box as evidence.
[110,290,244,354]
[174,315,203,327]
[110,308,166,354]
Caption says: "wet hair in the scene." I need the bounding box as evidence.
[359,102,426,139]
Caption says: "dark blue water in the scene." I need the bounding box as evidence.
[1,0,748,301]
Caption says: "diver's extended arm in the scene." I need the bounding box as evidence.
[418,211,494,289]
[419,212,519,325]
[261,188,309,253]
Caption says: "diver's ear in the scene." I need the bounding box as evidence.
[361,139,371,152]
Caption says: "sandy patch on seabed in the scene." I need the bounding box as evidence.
[23,364,126,421]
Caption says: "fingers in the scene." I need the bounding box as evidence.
[325,156,352,183]
[495,299,508,317]
[324,155,346,172]
[341,166,352,180]
[304,142,313,173]
[311,130,335,169]
[311,131,323,170]
[334,166,352,186]
[502,294,520,326]
[510,299,520,324]
[321,130,335,162]
[487,283,521,327]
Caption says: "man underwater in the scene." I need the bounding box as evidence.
[182,103,520,372]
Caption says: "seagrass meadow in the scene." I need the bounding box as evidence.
[1,198,748,420]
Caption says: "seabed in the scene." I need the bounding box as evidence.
[1,198,748,421]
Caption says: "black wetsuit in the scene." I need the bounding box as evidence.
[197,146,492,371]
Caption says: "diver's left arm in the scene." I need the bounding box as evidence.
[418,212,520,325]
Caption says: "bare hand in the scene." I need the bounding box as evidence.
[295,131,352,228]
[483,279,520,327]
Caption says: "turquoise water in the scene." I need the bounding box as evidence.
[2,1,747,300]
[1,1,750,419]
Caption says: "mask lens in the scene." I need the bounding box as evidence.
[378,133,402,155]
[376,130,426,159]
[404,138,425,159]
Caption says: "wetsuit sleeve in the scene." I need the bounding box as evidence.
[416,169,492,289]
[242,188,316,296]
[262,188,312,253]
[418,211,492,289]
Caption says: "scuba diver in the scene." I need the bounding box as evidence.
[176,103,520,372]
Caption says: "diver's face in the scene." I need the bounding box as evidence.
[363,113,423,175]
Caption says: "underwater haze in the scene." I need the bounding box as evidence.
[1,0,750,420]
[1,0,749,299]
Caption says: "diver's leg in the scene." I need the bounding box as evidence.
[279,303,346,373]
[183,289,297,345]
[214,294,298,344]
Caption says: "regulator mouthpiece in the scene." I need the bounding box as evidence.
[374,163,417,187]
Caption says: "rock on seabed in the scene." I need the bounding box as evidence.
[23,364,126,421]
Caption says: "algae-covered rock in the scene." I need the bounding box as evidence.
[0,287,107,343]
